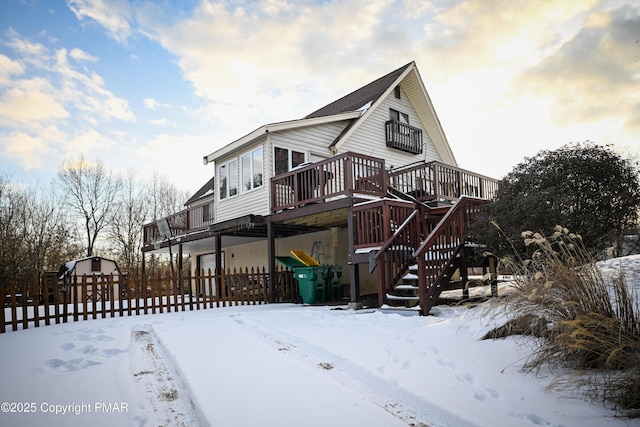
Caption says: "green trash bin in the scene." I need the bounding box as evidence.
[276,256,321,304]
[295,266,319,304]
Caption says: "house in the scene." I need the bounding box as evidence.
[58,256,123,303]
[142,61,499,314]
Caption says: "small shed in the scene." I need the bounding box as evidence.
[59,256,123,302]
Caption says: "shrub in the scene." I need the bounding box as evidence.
[484,225,640,417]
[469,142,640,259]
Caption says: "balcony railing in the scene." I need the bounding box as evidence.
[143,201,215,246]
[271,152,387,212]
[388,161,499,203]
[143,153,499,248]
[385,120,423,154]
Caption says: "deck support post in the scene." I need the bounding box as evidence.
[347,205,362,309]
[267,220,277,303]
[215,233,222,297]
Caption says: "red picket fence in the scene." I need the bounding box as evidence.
[1,266,298,333]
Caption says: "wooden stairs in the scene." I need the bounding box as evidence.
[370,195,488,315]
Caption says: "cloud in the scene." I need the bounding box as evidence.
[0,29,136,173]
[0,54,25,86]
[143,97,169,110]
[135,0,409,123]
[69,47,98,62]
[0,30,136,127]
[514,5,640,134]
[66,0,134,43]
[0,77,68,125]
[1,125,65,170]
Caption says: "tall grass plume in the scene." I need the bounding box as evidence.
[484,225,640,417]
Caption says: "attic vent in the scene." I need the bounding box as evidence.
[91,257,101,272]
[394,85,401,99]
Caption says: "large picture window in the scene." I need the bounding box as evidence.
[218,159,238,199]
[274,147,305,175]
[241,147,263,192]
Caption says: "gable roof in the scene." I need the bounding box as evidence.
[185,176,215,206]
[304,62,413,119]
[203,61,457,166]
[203,111,361,164]
[315,61,457,165]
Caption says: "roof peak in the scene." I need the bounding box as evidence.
[304,61,415,119]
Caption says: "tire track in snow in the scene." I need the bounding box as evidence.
[230,313,480,427]
[129,325,204,427]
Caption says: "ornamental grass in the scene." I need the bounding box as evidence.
[483,225,640,417]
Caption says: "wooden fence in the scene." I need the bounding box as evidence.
[1,266,298,333]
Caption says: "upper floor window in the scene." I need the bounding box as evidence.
[274,147,305,175]
[394,85,401,99]
[241,147,263,192]
[390,108,409,124]
[218,159,238,199]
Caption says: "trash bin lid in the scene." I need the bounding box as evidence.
[290,249,320,266]
[275,256,307,270]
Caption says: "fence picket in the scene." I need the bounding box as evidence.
[2,267,299,333]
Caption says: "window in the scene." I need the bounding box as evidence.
[274,147,306,175]
[241,147,263,192]
[394,85,401,99]
[218,159,238,199]
[91,258,101,272]
[390,108,409,124]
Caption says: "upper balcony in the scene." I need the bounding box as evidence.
[271,152,387,212]
[385,120,423,154]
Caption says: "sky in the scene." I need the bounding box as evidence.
[0,0,639,196]
[1,254,639,426]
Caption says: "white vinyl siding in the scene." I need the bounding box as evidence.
[341,85,442,168]
[269,122,345,155]
[215,143,269,222]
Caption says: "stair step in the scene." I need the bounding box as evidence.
[386,293,419,301]
[394,284,418,291]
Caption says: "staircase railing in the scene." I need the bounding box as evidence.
[413,196,487,315]
[373,207,426,308]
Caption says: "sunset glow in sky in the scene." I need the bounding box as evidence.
[1,0,639,194]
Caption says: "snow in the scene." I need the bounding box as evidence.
[2,257,640,427]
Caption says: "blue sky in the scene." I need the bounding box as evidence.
[1,0,639,195]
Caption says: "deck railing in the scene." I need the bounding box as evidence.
[271,152,387,212]
[143,201,214,246]
[388,161,499,203]
[353,199,418,250]
[144,154,498,247]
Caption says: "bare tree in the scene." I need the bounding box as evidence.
[105,171,149,273]
[57,157,121,257]
[143,172,190,276]
[148,171,189,220]
[0,175,81,286]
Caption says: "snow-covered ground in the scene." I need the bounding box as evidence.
[1,256,640,427]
